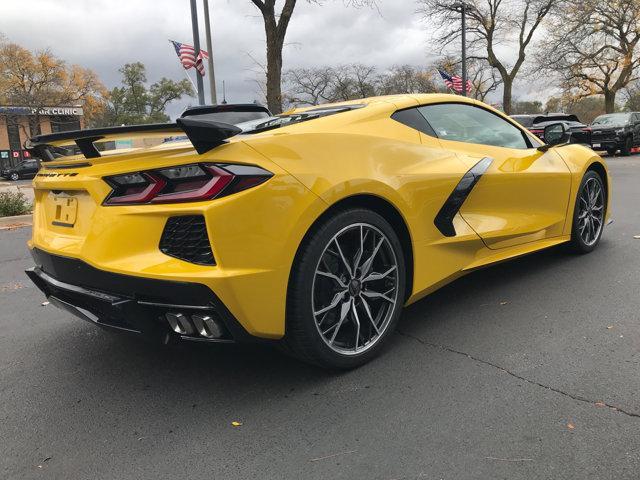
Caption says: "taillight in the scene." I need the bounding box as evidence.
[103,163,272,205]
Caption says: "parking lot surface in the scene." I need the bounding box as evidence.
[1,155,639,479]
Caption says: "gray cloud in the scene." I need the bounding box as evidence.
[2,0,549,117]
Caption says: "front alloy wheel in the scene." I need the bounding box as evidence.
[10,172,19,181]
[285,208,406,369]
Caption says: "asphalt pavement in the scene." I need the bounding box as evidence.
[1,155,640,480]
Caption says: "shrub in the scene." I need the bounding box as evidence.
[0,191,32,217]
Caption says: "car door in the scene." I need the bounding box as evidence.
[21,160,37,176]
[418,102,573,250]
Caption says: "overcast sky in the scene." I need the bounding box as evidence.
[2,0,548,117]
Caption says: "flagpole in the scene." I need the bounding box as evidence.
[182,67,198,94]
[203,0,217,104]
[190,0,205,105]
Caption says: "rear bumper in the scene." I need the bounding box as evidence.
[25,247,261,344]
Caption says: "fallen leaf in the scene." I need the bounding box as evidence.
[0,282,24,292]
[500,301,508,306]
[634,235,640,239]
[595,402,606,408]
[231,421,242,427]
[567,422,575,430]
[41,301,50,306]
[607,325,614,329]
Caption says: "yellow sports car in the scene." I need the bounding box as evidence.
[25,95,610,368]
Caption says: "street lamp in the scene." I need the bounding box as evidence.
[452,2,474,97]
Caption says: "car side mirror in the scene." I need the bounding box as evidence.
[538,123,571,151]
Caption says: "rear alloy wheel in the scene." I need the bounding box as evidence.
[621,136,633,156]
[285,209,406,369]
[569,171,605,253]
[10,172,19,181]
[606,148,617,156]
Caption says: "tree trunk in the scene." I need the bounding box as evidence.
[502,78,513,114]
[604,90,616,113]
[265,30,283,114]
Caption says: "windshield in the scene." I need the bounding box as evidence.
[592,113,630,126]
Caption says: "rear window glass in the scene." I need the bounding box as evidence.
[237,104,365,134]
[188,110,270,124]
[511,116,534,127]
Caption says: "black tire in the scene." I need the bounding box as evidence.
[9,172,19,181]
[283,208,406,369]
[568,170,606,254]
[621,136,633,156]
[606,148,617,156]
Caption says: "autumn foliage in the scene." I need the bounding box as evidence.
[0,39,108,126]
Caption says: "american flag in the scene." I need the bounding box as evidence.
[171,40,208,76]
[438,69,472,94]
[195,49,208,76]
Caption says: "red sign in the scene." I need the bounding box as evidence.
[11,151,19,158]
[22,150,30,158]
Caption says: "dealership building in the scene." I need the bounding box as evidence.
[0,106,84,169]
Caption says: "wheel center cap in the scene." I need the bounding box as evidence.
[348,279,361,297]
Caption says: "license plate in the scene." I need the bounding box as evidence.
[592,143,601,149]
[51,194,78,227]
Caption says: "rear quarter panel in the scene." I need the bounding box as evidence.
[245,107,487,303]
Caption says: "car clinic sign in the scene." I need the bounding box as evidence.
[0,106,84,116]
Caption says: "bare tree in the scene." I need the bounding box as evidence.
[250,0,377,114]
[351,64,378,98]
[537,0,640,113]
[284,63,439,107]
[418,0,556,114]
[283,67,335,105]
[377,65,437,95]
[623,82,640,111]
[434,55,502,101]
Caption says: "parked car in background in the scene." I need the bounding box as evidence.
[511,113,591,145]
[0,159,40,181]
[589,112,640,156]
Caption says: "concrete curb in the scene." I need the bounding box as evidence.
[0,213,33,230]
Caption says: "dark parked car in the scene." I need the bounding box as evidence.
[589,112,640,156]
[511,113,591,145]
[0,159,40,181]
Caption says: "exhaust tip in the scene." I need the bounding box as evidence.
[165,312,195,335]
[191,314,225,339]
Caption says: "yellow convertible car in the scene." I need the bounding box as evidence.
[25,95,610,368]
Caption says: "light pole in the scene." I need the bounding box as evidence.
[190,0,205,105]
[203,0,217,104]
[452,2,472,97]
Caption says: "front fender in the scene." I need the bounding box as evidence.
[554,144,612,234]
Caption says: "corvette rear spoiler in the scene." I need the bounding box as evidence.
[25,118,242,161]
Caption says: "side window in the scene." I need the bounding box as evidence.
[418,103,530,150]
[391,108,436,137]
